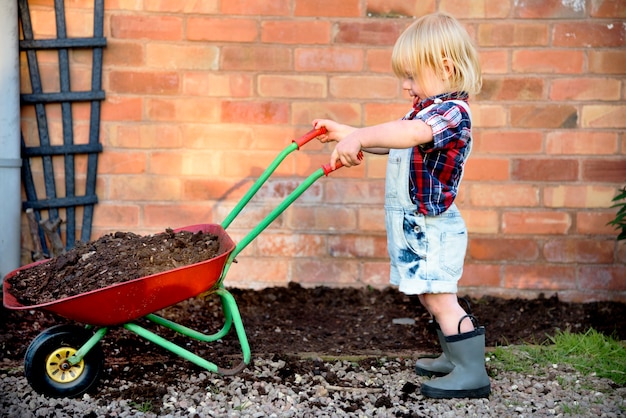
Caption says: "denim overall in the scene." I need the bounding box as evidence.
[385,101,472,295]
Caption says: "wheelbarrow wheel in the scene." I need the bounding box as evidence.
[24,324,104,398]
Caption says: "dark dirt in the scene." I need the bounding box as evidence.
[7,228,221,305]
[1,230,625,409]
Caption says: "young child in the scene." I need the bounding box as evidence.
[313,13,490,399]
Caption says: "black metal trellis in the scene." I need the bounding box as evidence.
[19,0,106,258]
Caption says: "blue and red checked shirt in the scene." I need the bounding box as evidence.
[403,92,472,216]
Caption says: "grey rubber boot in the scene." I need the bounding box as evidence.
[414,327,454,377]
[420,327,491,399]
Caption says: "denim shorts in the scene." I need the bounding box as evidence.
[385,203,467,295]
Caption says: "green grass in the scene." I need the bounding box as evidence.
[490,328,626,386]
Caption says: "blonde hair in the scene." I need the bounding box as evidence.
[391,13,482,95]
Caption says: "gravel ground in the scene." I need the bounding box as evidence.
[1,354,624,417]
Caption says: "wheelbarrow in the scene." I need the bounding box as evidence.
[3,128,354,398]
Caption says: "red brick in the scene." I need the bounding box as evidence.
[364,102,411,125]
[367,49,393,73]
[324,180,382,204]
[262,21,331,44]
[295,0,362,17]
[110,15,183,40]
[292,101,362,126]
[149,152,189,176]
[295,47,364,72]
[143,0,219,13]
[477,77,544,101]
[183,73,253,98]
[361,261,393,288]
[330,76,399,99]
[513,50,584,74]
[258,75,327,99]
[589,50,626,74]
[221,101,289,125]
[221,0,290,15]
[327,234,387,258]
[512,158,578,182]
[479,50,508,75]
[222,46,292,71]
[108,71,180,95]
[187,17,258,42]
[460,264,502,288]
[469,104,508,128]
[544,239,615,264]
[469,238,538,261]
[101,96,143,121]
[182,178,252,201]
[293,259,361,286]
[478,23,548,47]
[502,212,571,235]
[510,105,577,129]
[99,151,147,174]
[146,44,219,70]
[111,124,183,149]
[578,265,626,291]
[227,257,289,287]
[591,0,626,18]
[513,0,585,18]
[464,158,509,181]
[366,0,436,17]
[474,130,543,155]
[581,105,626,128]
[504,265,577,291]
[109,176,181,201]
[103,41,144,67]
[582,159,626,182]
[550,78,621,101]
[143,204,214,228]
[290,206,358,231]
[544,185,617,208]
[553,22,625,48]
[469,184,539,207]
[92,204,140,228]
[257,233,325,257]
[440,0,511,18]
[546,131,618,155]
[358,207,387,232]
[335,21,407,46]
[146,98,221,123]
[577,211,620,235]
[462,209,499,234]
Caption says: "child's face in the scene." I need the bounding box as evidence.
[402,67,447,106]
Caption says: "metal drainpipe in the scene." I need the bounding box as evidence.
[0,1,21,282]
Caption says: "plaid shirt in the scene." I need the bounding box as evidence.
[403,92,472,215]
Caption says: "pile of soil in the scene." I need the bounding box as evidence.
[7,228,220,305]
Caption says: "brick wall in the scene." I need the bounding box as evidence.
[19,0,626,302]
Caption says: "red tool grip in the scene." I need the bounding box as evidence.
[322,151,364,176]
[293,127,327,149]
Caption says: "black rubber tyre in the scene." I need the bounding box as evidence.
[24,324,104,398]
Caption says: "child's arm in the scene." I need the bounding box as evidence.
[316,118,434,168]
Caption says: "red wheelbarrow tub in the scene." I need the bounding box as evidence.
[3,224,236,326]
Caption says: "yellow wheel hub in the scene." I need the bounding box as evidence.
[45,347,84,383]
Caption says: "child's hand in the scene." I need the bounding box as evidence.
[331,135,363,169]
[313,119,356,143]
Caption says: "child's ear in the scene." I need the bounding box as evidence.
[441,58,454,80]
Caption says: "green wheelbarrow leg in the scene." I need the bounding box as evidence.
[66,327,108,365]
[131,288,251,375]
